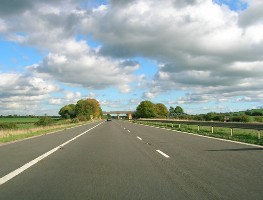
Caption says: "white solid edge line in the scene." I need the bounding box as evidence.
[156,150,170,158]
[0,121,104,186]
[137,136,142,140]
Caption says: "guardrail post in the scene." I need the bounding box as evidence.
[211,126,214,134]
[179,124,181,129]
[230,128,233,137]
[198,125,200,132]
[258,131,261,140]
[171,123,173,128]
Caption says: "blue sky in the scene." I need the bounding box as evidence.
[0,0,263,115]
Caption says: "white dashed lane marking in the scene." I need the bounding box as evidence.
[156,150,170,158]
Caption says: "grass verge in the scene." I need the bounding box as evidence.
[133,121,263,146]
[0,121,91,144]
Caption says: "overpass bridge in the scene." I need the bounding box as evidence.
[103,111,135,119]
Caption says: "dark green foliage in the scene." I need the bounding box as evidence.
[175,106,184,114]
[204,112,224,121]
[169,106,184,117]
[59,104,76,119]
[0,122,18,129]
[35,117,54,126]
[136,101,157,118]
[231,115,250,122]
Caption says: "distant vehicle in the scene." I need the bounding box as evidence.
[107,118,112,121]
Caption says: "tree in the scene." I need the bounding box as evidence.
[174,106,184,115]
[169,106,175,117]
[59,104,76,119]
[169,106,184,117]
[75,98,102,120]
[85,98,103,118]
[205,112,216,121]
[155,103,168,117]
[135,100,157,118]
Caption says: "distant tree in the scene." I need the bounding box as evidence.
[155,103,168,118]
[169,106,175,117]
[205,112,217,121]
[245,111,253,116]
[136,101,157,118]
[252,111,263,116]
[174,106,184,115]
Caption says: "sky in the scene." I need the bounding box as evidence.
[0,0,263,116]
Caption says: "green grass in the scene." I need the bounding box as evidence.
[134,121,263,146]
[0,118,40,123]
[0,118,66,130]
[16,123,37,129]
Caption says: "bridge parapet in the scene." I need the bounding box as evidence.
[103,111,135,119]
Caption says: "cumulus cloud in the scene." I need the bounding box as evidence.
[238,0,263,27]
[1,0,263,115]
[28,45,138,92]
[0,0,140,95]
[0,73,60,115]
[86,0,263,104]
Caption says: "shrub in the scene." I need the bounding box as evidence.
[77,115,87,121]
[0,122,18,129]
[254,116,263,123]
[71,118,79,123]
[231,115,249,122]
[35,117,54,126]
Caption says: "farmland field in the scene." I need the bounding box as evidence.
[0,118,40,123]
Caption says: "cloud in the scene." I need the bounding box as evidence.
[28,44,138,92]
[1,0,263,115]
[87,0,263,104]
[238,0,263,27]
[0,0,78,17]
[0,73,60,114]
[0,0,33,16]
[0,1,140,94]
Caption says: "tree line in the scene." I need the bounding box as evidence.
[135,100,184,118]
[134,101,263,123]
[59,98,103,121]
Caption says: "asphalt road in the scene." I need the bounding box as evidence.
[0,120,262,200]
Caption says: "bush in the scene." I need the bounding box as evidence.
[254,116,263,123]
[35,117,54,126]
[71,118,79,123]
[231,115,250,122]
[0,122,18,129]
[77,115,87,121]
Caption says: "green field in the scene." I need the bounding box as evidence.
[0,118,40,123]
[0,117,65,130]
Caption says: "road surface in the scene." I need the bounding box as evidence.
[0,120,262,199]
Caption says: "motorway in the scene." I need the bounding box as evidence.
[0,120,262,200]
